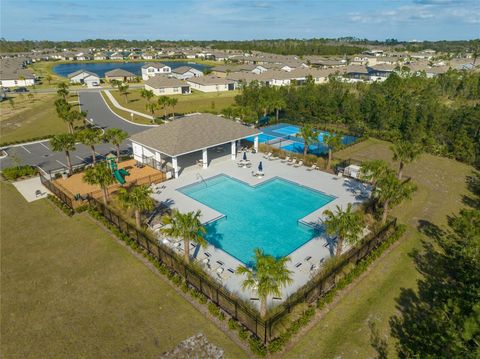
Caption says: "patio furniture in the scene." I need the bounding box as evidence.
[263,152,272,159]
[307,164,318,171]
[269,154,279,161]
[281,156,290,163]
[294,160,303,168]
[35,189,44,197]
[287,158,297,166]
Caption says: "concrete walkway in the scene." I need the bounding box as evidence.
[104,90,154,120]
[12,176,51,202]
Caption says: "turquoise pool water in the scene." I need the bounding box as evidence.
[178,175,335,266]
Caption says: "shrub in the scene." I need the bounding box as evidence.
[2,165,38,180]
[47,194,74,216]
[248,335,267,357]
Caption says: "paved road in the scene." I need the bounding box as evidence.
[0,90,155,174]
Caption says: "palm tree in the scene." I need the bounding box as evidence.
[78,128,102,164]
[118,185,154,228]
[118,83,129,103]
[236,248,293,317]
[391,142,422,179]
[161,209,207,263]
[360,160,390,186]
[54,98,74,133]
[158,96,170,120]
[323,203,364,256]
[45,74,53,85]
[324,133,342,170]
[145,102,157,117]
[373,173,417,224]
[57,82,69,100]
[83,162,115,205]
[50,133,76,175]
[104,128,128,159]
[271,97,286,123]
[299,124,318,158]
[140,89,154,104]
[169,97,178,119]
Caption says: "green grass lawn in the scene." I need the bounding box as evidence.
[0,182,247,358]
[282,138,473,358]
[100,91,153,125]
[110,88,239,117]
[0,93,79,144]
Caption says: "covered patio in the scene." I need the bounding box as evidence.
[130,113,261,178]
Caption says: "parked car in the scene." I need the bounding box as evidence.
[2,87,11,92]
[14,87,29,93]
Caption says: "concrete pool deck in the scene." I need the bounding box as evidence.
[150,151,370,309]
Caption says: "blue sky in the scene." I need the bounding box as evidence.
[1,0,479,41]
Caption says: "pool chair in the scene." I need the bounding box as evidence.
[263,152,272,159]
[307,164,318,171]
[294,160,304,168]
[269,154,279,161]
[287,158,297,166]
[281,156,290,163]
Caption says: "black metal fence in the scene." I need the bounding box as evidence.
[43,168,400,344]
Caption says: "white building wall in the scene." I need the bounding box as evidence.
[187,82,230,92]
[145,84,183,96]
[0,78,35,87]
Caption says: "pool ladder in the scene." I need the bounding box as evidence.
[196,173,208,187]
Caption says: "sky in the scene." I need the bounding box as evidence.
[1,0,479,41]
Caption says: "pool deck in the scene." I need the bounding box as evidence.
[150,151,370,309]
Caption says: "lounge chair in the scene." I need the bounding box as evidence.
[287,158,297,166]
[281,156,290,163]
[269,154,279,161]
[307,164,318,171]
[263,152,272,159]
[294,160,303,168]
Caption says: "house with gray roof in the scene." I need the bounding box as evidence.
[104,68,136,82]
[144,75,190,95]
[141,62,171,80]
[67,70,100,87]
[0,60,35,87]
[130,113,261,177]
[170,66,203,80]
[187,76,236,92]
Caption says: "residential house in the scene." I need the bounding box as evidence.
[104,68,137,82]
[367,64,397,81]
[0,67,35,87]
[187,76,235,92]
[144,76,191,95]
[75,52,93,61]
[110,52,126,60]
[141,62,171,80]
[170,66,203,80]
[93,52,109,60]
[67,70,100,87]
[344,65,370,83]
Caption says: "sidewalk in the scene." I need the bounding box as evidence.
[103,90,153,120]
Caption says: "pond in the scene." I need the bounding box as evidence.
[53,61,210,78]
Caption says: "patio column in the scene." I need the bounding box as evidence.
[172,156,179,178]
[254,135,259,152]
[155,151,162,169]
[202,148,208,169]
[230,140,236,160]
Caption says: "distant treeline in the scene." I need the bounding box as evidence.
[0,37,478,55]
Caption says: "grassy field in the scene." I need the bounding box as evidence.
[109,88,239,117]
[0,182,247,358]
[0,93,79,143]
[282,138,473,358]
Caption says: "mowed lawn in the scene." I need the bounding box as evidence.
[0,93,77,143]
[0,182,247,359]
[110,88,239,116]
[283,138,473,358]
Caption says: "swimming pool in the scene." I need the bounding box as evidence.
[178,175,335,266]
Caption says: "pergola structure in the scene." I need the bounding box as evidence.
[130,113,261,178]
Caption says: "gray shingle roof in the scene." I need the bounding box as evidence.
[187,76,234,86]
[67,70,98,78]
[130,113,261,157]
[144,76,188,89]
[104,68,136,77]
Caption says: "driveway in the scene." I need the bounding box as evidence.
[0,91,155,173]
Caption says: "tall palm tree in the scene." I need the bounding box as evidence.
[118,83,129,103]
[391,142,422,179]
[161,209,207,263]
[78,128,102,164]
[271,97,286,123]
[140,88,154,104]
[55,98,74,133]
[158,96,170,120]
[83,162,115,205]
[50,133,76,175]
[118,185,154,228]
[324,133,342,170]
[299,124,318,158]
[104,128,128,159]
[169,97,178,119]
[323,203,363,256]
[236,248,293,317]
[373,173,417,224]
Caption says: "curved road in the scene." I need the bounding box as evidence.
[0,91,155,173]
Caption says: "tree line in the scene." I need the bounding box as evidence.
[227,70,480,167]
